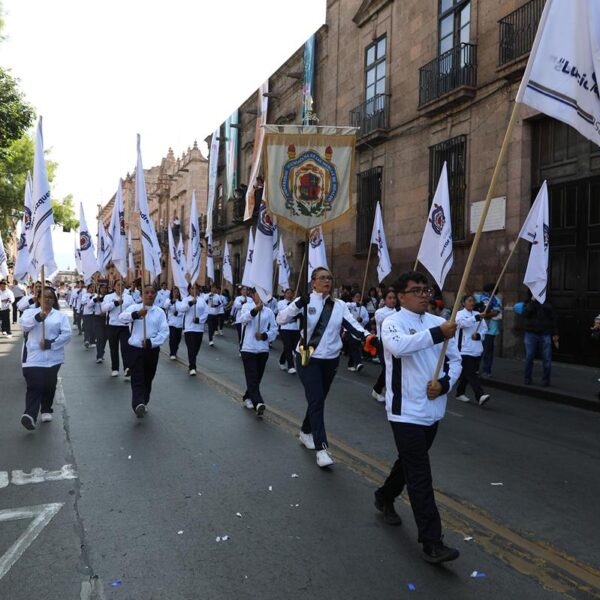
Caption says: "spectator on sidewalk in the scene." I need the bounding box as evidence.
[476,283,502,377]
[0,280,15,337]
[10,279,26,324]
[522,294,559,386]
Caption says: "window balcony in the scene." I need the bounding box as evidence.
[418,43,477,111]
[498,0,545,68]
[350,93,390,147]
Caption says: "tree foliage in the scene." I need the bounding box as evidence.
[51,194,79,232]
[0,69,35,157]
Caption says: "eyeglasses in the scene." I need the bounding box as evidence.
[42,294,55,300]
[403,286,435,297]
[314,275,333,281]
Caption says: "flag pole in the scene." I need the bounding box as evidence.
[293,242,307,298]
[432,101,521,382]
[360,241,374,304]
[413,258,419,271]
[139,224,147,342]
[40,265,45,341]
[299,230,311,367]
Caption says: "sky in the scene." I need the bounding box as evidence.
[1,0,326,270]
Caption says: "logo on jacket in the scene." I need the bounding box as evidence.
[257,201,274,236]
[409,328,416,335]
[429,204,445,235]
[80,231,92,251]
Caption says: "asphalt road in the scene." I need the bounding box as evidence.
[0,314,598,599]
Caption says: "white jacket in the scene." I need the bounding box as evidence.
[345,302,369,328]
[382,308,462,426]
[18,294,38,313]
[375,306,397,338]
[181,296,208,333]
[102,292,134,326]
[233,295,254,323]
[88,293,106,316]
[277,292,368,360]
[0,288,15,311]
[155,289,170,307]
[277,300,299,331]
[20,307,72,368]
[455,308,488,357]
[163,298,186,329]
[81,291,95,315]
[240,305,278,353]
[118,303,169,348]
[205,293,225,316]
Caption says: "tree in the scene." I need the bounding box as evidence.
[0,69,35,157]
[51,194,79,232]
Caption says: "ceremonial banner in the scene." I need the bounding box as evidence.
[78,203,99,282]
[516,0,600,147]
[206,234,215,282]
[168,226,188,296]
[225,111,239,199]
[109,179,127,277]
[0,230,8,278]
[520,182,550,303]
[127,229,134,276]
[370,202,392,283]
[97,220,111,275]
[263,125,356,232]
[277,236,290,292]
[250,200,275,301]
[244,80,269,221]
[187,191,202,284]
[29,117,57,275]
[205,128,220,238]
[223,240,233,285]
[241,228,255,287]
[307,226,328,282]
[417,163,453,290]
[15,175,34,281]
[135,135,162,280]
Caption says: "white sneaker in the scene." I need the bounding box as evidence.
[170,355,177,360]
[96,358,103,364]
[209,341,214,347]
[372,357,380,364]
[90,344,96,348]
[299,431,315,450]
[478,394,491,406]
[40,413,53,423]
[244,398,254,410]
[456,394,471,403]
[279,363,287,371]
[134,403,146,418]
[6,333,12,338]
[316,448,334,468]
[348,366,357,372]
[371,389,385,403]
[288,367,296,374]
[111,370,119,377]
[189,369,196,376]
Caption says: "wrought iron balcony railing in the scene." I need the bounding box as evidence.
[418,43,477,107]
[499,0,545,66]
[350,93,390,138]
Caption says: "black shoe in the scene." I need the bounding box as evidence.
[134,403,146,418]
[21,414,36,431]
[422,539,460,564]
[374,491,402,526]
[256,403,266,417]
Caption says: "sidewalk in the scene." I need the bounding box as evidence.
[484,356,600,412]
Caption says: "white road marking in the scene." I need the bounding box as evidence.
[446,410,464,418]
[0,472,8,489]
[11,464,78,486]
[0,503,63,580]
[80,577,107,600]
[55,376,65,405]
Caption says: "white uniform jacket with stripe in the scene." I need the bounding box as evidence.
[277,292,368,360]
[239,305,278,353]
[233,296,254,323]
[345,302,369,329]
[205,293,225,316]
[118,304,169,348]
[180,296,208,333]
[277,299,300,331]
[375,306,397,338]
[381,308,462,426]
[17,294,38,313]
[455,308,487,357]
[102,292,134,326]
[163,298,186,329]
[20,307,72,368]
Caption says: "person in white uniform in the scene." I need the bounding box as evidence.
[371,288,398,403]
[277,288,300,373]
[0,280,15,337]
[345,290,369,372]
[180,284,207,375]
[102,280,134,377]
[232,286,253,344]
[164,287,186,360]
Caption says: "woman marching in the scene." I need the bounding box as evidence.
[180,283,207,376]
[20,286,72,430]
[102,280,133,377]
[164,286,186,360]
[371,288,398,403]
[277,288,300,374]
[345,290,369,372]
[89,282,109,364]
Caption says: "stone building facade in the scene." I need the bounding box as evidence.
[208,0,597,365]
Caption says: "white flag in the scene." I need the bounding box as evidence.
[242,228,255,287]
[73,233,82,274]
[307,226,328,282]
[223,240,233,285]
[250,200,274,302]
[78,203,99,282]
[0,230,8,278]
[177,232,186,269]
[109,179,127,277]
[277,236,290,292]
[97,220,111,275]
[135,135,162,280]
[127,229,134,275]
[416,163,453,289]
[370,201,392,283]
[29,117,57,276]
[205,128,220,239]
[516,0,600,147]
[206,234,215,282]
[14,219,30,281]
[23,172,33,250]
[520,181,550,303]
[272,218,279,262]
[187,191,202,283]
[168,226,188,296]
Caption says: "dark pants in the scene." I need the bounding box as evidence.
[481,334,495,375]
[207,314,218,341]
[456,354,484,400]
[82,314,95,345]
[128,346,160,410]
[241,351,269,407]
[217,314,225,331]
[235,323,242,343]
[0,309,11,335]
[373,343,386,394]
[107,325,130,371]
[377,421,441,544]
[73,308,82,333]
[93,316,108,359]
[295,353,339,450]
[184,331,203,370]
[524,332,552,384]
[169,326,183,357]
[345,333,362,368]
[279,329,300,369]
[23,365,61,421]
[12,300,20,323]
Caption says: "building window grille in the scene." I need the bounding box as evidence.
[356,167,383,254]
